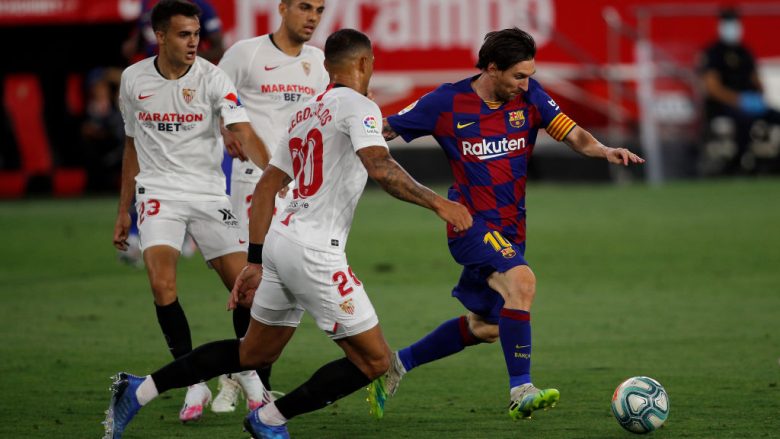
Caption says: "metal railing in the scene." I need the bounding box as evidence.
[606,3,780,184]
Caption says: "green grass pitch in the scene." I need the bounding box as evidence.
[1,178,779,438]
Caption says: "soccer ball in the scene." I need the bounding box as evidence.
[611,376,669,434]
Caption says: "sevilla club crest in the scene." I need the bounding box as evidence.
[182,88,196,104]
[339,298,355,315]
[508,110,525,128]
[301,61,311,76]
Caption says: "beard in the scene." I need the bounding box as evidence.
[287,25,313,45]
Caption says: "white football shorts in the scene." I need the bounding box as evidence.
[135,195,245,261]
[230,179,293,249]
[251,230,378,340]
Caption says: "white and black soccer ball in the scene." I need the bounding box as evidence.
[611,376,669,434]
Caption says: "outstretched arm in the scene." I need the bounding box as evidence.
[357,146,472,231]
[563,126,645,166]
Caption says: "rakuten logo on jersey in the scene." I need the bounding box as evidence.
[461,137,526,160]
[137,111,204,132]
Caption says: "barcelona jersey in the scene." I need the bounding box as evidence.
[387,76,576,245]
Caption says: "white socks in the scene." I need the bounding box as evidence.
[258,401,288,426]
[135,376,159,406]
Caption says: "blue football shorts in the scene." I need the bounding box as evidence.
[447,218,528,323]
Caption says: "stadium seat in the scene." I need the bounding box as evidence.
[3,74,53,175]
[0,171,26,198]
[53,168,87,197]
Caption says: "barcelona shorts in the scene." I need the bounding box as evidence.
[447,219,528,324]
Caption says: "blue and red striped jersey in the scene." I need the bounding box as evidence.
[387,76,576,244]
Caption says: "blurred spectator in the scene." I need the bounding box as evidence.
[698,8,780,175]
[81,68,124,193]
[122,0,225,64]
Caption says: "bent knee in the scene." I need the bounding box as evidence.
[362,353,390,380]
[471,326,499,343]
[512,282,536,302]
[502,267,536,306]
[467,317,499,343]
[239,345,276,370]
[149,279,177,304]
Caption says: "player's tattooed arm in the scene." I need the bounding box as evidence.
[382,118,399,141]
[358,146,472,231]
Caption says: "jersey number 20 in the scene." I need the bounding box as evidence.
[289,128,324,198]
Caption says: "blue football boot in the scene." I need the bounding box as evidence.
[102,372,144,439]
[244,407,290,439]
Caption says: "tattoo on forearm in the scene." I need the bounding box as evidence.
[374,157,436,208]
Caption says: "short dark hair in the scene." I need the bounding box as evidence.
[151,0,201,32]
[719,7,739,21]
[324,28,372,64]
[476,27,536,71]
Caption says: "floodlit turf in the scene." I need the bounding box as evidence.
[1,178,779,438]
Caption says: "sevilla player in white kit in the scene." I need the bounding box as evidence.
[211,0,328,409]
[220,1,328,237]
[110,0,270,427]
[103,29,471,439]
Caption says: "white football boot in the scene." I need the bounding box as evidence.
[235,370,271,410]
[179,382,212,422]
[211,374,241,413]
[385,351,406,397]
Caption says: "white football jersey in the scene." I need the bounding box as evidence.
[219,35,329,184]
[119,56,249,200]
[269,85,388,253]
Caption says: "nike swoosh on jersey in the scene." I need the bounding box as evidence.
[477,152,510,160]
[456,121,476,129]
[239,239,247,244]
[138,93,153,100]
[264,65,279,71]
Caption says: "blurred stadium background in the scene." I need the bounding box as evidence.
[2,0,780,195]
